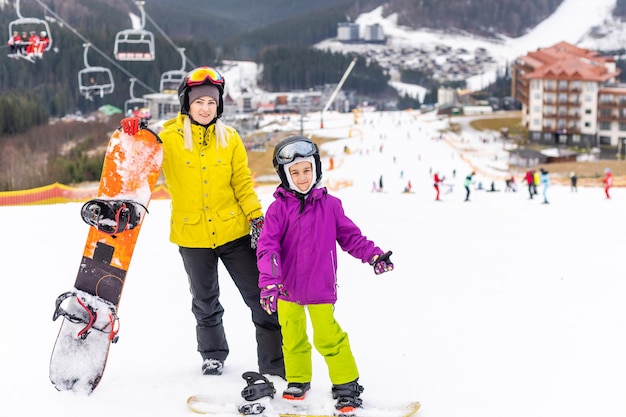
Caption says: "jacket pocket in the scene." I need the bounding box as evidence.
[216,204,245,237]
[170,211,203,244]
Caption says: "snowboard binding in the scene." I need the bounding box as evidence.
[53,291,120,342]
[239,371,276,415]
[237,402,266,415]
[81,199,146,235]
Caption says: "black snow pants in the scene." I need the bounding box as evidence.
[179,235,285,378]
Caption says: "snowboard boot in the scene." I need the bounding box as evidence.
[332,379,364,414]
[81,199,145,235]
[201,358,224,375]
[282,382,311,400]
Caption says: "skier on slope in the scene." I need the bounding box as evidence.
[463,171,475,201]
[120,66,284,379]
[433,171,443,200]
[256,136,394,414]
[603,167,613,199]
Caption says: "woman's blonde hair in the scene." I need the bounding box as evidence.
[183,116,230,151]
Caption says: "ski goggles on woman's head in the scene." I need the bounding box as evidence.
[186,67,224,87]
[275,140,318,165]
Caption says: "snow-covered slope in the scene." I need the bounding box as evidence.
[316,0,621,94]
[2,109,626,417]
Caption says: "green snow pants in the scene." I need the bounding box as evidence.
[277,299,359,385]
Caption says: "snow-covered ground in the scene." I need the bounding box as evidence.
[2,109,625,417]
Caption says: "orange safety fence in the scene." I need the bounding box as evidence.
[0,183,171,206]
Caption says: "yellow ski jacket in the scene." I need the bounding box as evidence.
[159,114,263,248]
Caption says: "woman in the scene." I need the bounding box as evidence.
[121,66,284,378]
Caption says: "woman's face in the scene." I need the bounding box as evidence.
[189,96,217,124]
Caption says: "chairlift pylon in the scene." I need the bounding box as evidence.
[113,1,155,61]
[78,43,115,101]
[159,47,187,93]
[7,0,53,62]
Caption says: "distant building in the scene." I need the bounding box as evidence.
[143,92,179,121]
[436,86,493,116]
[337,21,385,44]
[438,87,455,106]
[596,85,626,150]
[363,23,385,43]
[337,22,360,42]
[541,147,579,163]
[512,41,622,151]
[509,149,547,167]
[253,91,325,114]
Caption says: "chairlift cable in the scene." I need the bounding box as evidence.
[30,0,157,94]
[143,11,197,69]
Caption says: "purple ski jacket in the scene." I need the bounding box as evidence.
[257,186,383,305]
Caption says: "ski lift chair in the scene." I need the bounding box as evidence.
[159,48,188,93]
[113,29,155,61]
[7,0,53,62]
[113,1,155,61]
[159,70,186,94]
[124,98,150,117]
[78,44,114,100]
[79,68,115,100]
[8,19,52,50]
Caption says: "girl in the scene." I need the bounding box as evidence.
[256,136,394,414]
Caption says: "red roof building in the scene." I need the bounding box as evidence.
[512,41,623,150]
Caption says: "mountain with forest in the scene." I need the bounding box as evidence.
[1,0,624,191]
[0,0,573,118]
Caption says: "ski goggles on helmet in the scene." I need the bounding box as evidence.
[186,66,225,87]
[275,140,318,165]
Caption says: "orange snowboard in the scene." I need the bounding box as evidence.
[74,127,163,305]
[50,126,163,394]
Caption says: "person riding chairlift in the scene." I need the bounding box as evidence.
[35,31,49,58]
[7,31,21,54]
[25,31,39,58]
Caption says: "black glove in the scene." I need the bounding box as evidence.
[249,216,264,249]
[369,251,394,275]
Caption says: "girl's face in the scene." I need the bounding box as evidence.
[189,96,217,125]
[288,161,313,192]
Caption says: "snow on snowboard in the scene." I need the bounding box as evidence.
[187,372,420,417]
[49,124,163,395]
[187,395,420,417]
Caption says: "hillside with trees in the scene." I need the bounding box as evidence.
[383,0,565,38]
[0,0,570,117]
[4,0,624,191]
